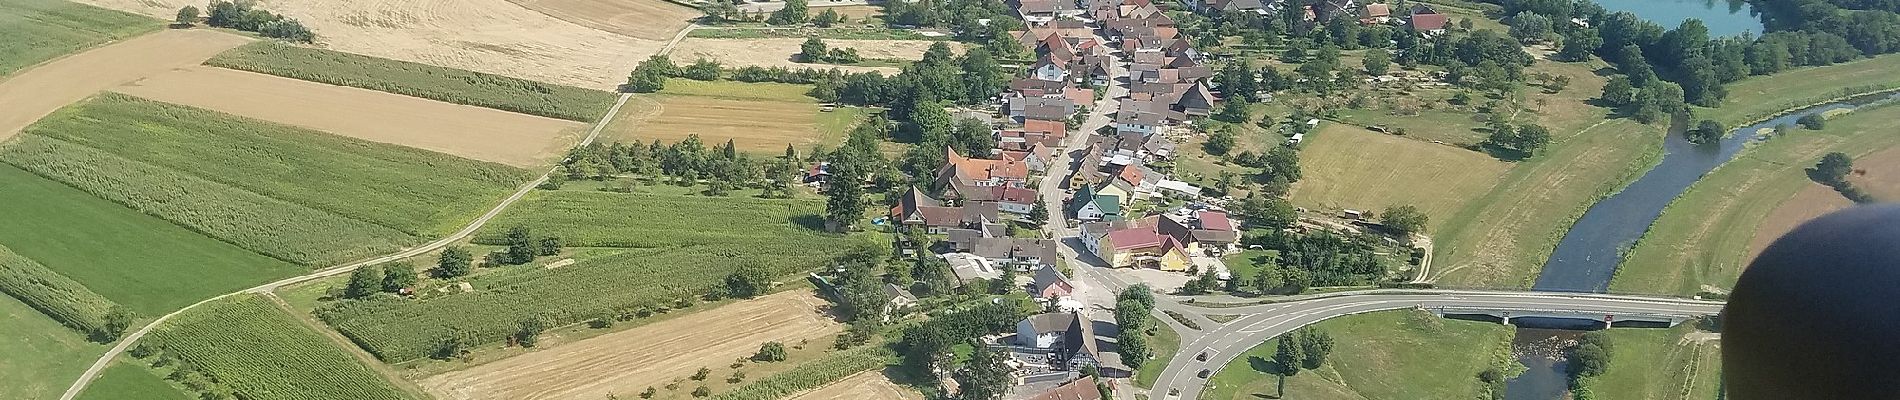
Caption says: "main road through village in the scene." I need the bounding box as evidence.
[1036,26,1726,400]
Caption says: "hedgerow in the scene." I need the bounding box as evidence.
[207,41,619,121]
[0,244,129,342]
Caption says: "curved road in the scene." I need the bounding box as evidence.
[1149,291,1724,400]
[56,92,636,400]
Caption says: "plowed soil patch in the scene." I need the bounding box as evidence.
[419,290,842,400]
[0,29,249,140]
[786,370,921,400]
[112,66,582,167]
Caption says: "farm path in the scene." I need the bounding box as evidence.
[0,29,251,141]
[58,89,637,400]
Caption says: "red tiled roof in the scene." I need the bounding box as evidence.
[1028,378,1103,400]
[947,147,1030,181]
[1107,228,1165,250]
[1410,13,1449,31]
[1198,211,1235,231]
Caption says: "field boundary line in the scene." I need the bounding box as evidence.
[59,88,636,400]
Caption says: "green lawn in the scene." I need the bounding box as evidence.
[74,360,192,400]
[1135,316,1183,388]
[1613,104,1900,296]
[205,41,619,122]
[153,295,412,400]
[0,163,300,315]
[21,94,532,238]
[1702,53,1900,127]
[1202,310,1515,400]
[0,0,160,77]
[471,189,835,247]
[1291,124,1512,235]
[1579,325,1723,400]
[0,295,106,400]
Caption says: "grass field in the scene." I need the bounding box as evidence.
[0,163,300,315]
[320,190,866,363]
[1135,316,1183,388]
[1290,124,1512,233]
[604,79,868,153]
[1579,325,1723,400]
[153,295,412,400]
[21,94,532,238]
[1202,310,1515,400]
[74,360,192,400]
[0,243,125,339]
[1612,104,1900,296]
[206,42,621,122]
[0,295,106,400]
[0,0,159,77]
[1702,54,1900,127]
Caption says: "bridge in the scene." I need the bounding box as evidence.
[1147,290,1724,400]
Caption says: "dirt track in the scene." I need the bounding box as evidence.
[418,291,842,400]
[785,370,922,400]
[112,66,583,167]
[72,0,682,89]
[0,29,251,141]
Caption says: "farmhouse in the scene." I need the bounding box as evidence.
[1032,266,1074,299]
[893,187,1004,234]
[936,147,1031,190]
[1014,312,1130,377]
[883,283,919,321]
[1028,377,1105,400]
[1087,226,1192,271]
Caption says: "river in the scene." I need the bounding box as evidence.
[1590,0,1763,37]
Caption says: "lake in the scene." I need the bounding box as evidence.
[1592,0,1764,37]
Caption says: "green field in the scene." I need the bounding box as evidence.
[0,295,106,400]
[205,41,619,122]
[20,94,532,238]
[1702,54,1900,127]
[1291,124,1512,234]
[0,163,300,315]
[153,295,412,400]
[74,361,192,400]
[1135,316,1183,388]
[1203,310,1516,400]
[1612,104,1900,296]
[0,0,159,77]
[0,244,123,339]
[320,190,867,363]
[0,135,416,266]
[604,79,869,153]
[1578,325,1723,400]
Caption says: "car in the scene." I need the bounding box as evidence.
[1197,369,1212,379]
[1195,352,1208,361]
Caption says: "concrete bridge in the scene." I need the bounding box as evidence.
[1432,305,1701,327]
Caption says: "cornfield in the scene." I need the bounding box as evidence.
[206,41,620,122]
[153,295,412,400]
[713,345,896,400]
[0,244,123,339]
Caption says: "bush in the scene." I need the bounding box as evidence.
[754,341,788,362]
[1798,113,1827,130]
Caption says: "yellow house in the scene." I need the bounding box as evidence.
[1099,228,1192,271]
[1095,180,1135,209]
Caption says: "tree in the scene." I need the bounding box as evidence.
[1297,328,1334,370]
[957,345,1014,400]
[1251,261,1285,294]
[1602,76,1636,106]
[515,316,549,347]
[692,386,711,397]
[698,0,736,23]
[345,265,384,299]
[94,307,134,342]
[382,262,417,292]
[754,341,788,362]
[1272,334,1304,396]
[1814,152,1855,185]
[693,367,712,380]
[725,264,773,298]
[767,0,808,25]
[1799,113,1828,130]
[1204,127,1238,155]
[537,236,563,256]
[1118,284,1156,310]
[1027,200,1049,226]
[1363,50,1391,76]
[504,226,537,265]
[1114,299,1149,333]
[436,246,473,278]
[1686,119,1725,144]
[1380,204,1429,235]
[257,18,315,42]
[682,58,722,80]
[951,117,996,158]
[913,255,955,297]
[1508,11,1553,43]
[813,8,841,27]
[626,66,667,93]
[175,6,199,26]
[1119,329,1152,369]
[799,37,828,62]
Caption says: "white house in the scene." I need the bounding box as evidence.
[1031,58,1069,82]
[1114,111,1161,136]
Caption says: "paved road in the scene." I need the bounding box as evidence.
[56,91,637,400]
[1151,291,1724,400]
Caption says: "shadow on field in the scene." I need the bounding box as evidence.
[789,214,827,232]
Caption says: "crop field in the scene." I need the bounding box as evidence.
[1203,310,1515,400]
[0,29,250,140]
[0,295,106,400]
[1580,326,1723,400]
[782,370,918,400]
[0,164,300,315]
[668,38,959,75]
[1291,124,1511,233]
[1613,104,1900,296]
[21,94,532,238]
[206,42,620,122]
[605,80,866,153]
[115,66,586,167]
[1703,54,1900,127]
[0,244,125,339]
[716,345,898,400]
[0,136,416,266]
[505,0,698,40]
[0,0,159,77]
[322,190,866,363]
[153,295,412,400]
[74,361,192,400]
[419,290,845,400]
[75,0,675,90]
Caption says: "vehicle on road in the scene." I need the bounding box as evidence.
[1197,369,1211,379]
[1195,352,1208,361]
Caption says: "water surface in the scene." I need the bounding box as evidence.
[1592,0,1762,37]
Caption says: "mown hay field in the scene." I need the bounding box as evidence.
[1579,326,1723,400]
[1290,124,1511,233]
[320,190,867,363]
[0,163,300,315]
[0,0,159,77]
[0,294,107,400]
[74,361,193,400]
[604,79,866,153]
[1203,310,1515,400]
[207,42,620,122]
[1702,53,1900,127]
[154,295,413,400]
[18,94,533,239]
[0,244,125,339]
[781,369,920,400]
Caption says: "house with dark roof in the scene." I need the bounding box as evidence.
[1069,184,1122,222]
[893,186,1004,234]
[1008,96,1078,122]
[947,231,1062,271]
[882,283,918,321]
[1032,266,1074,299]
[1014,312,1131,376]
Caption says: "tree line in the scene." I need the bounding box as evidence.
[556,135,806,198]
[176,1,314,43]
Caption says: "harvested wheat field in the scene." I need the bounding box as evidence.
[1750,145,1900,256]
[72,0,676,89]
[506,0,698,40]
[113,66,583,167]
[0,29,250,140]
[419,290,843,400]
[787,370,922,400]
[669,38,959,75]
